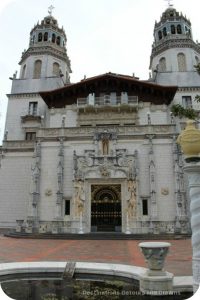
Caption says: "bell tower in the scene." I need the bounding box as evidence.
[149,5,200,87]
[11,8,72,94]
[5,9,72,141]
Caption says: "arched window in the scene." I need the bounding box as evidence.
[177,24,182,34]
[177,53,186,71]
[195,56,199,64]
[44,32,48,41]
[56,36,61,45]
[21,64,26,79]
[163,27,167,37]
[171,25,175,34]
[38,32,43,42]
[158,31,162,40]
[52,33,56,43]
[159,57,166,72]
[33,60,42,78]
[52,62,60,76]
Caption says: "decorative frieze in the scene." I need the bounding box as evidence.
[37,125,176,139]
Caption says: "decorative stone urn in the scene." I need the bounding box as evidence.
[139,242,171,276]
[177,120,200,157]
[139,242,173,293]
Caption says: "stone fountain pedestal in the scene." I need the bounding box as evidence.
[139,242,173,294]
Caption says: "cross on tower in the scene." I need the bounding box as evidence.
[164,0,174,7]
[48,5,55,16]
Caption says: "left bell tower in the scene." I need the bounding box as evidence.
[13,9,72,93]
[5,9,72,141]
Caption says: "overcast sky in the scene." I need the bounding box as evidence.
[0,0,200,143]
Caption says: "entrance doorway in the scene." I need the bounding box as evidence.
[91,185,121,232]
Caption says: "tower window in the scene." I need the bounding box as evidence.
[65,200,70,215]
[163,27,167,37]
[25,132,36,141]
[171,25,176,34]
[52,33,56,43]
[159,57,166,72]
[21,64,26,79]
[177,25,182,34]
[38,32,43,42]
[142,199,148,216]
[195,56,199,64]
[56,36,61,46]
[44,32,48,41]
[182,96,192,108]
[177,53,186,71]
[52,62,60,76]
[28,102,38,115]
[158,30,162,40]
[33,60,42,78]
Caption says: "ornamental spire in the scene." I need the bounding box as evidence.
[164,0,174,7]
[48,5,55,16]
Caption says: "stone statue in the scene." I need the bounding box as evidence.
[74,180,84,216]
[102,137,109,155]
[127,179,137,218]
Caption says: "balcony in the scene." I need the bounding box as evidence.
[77,95,138,107]
[21,109,43,126]
[77,95,138,114]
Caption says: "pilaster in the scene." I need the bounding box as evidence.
[55,138,64,220]
[29,140,41,229]
[147,135,158,232]
[172,136,188,233]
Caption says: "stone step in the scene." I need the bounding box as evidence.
[4,232,191,240]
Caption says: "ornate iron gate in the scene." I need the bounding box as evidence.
[91,185,121,232]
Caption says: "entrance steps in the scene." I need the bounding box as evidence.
[5,231,191,240]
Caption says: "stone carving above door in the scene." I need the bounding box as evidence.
[73,148,138,180]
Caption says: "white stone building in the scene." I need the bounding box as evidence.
[0,6,199,235]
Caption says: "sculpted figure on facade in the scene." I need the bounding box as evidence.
[74,179,85,216]
[102,137,109,155]
[127,179,137,218]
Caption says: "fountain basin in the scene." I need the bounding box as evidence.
[0,261,193,299]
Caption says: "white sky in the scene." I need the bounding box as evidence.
[0,0,200,143]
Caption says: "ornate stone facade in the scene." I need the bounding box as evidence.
[0,5,198,235]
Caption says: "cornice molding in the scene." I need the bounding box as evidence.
[151,39,200,61]
[20,46,71,70]
[7,93,40,99]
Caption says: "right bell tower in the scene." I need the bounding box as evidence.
[150,5,200,87]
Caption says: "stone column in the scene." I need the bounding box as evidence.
[183,162,200,292]
[177,120,200,292]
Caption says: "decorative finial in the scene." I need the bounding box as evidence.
[48,5,55,16]
[164,0,174,7]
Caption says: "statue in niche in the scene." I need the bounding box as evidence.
[102,137,109,155]
[74,180,84,216]
[127,179,137,218]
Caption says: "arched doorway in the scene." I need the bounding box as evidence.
[91,185,121,232]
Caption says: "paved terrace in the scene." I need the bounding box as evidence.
[0,236,192,276]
